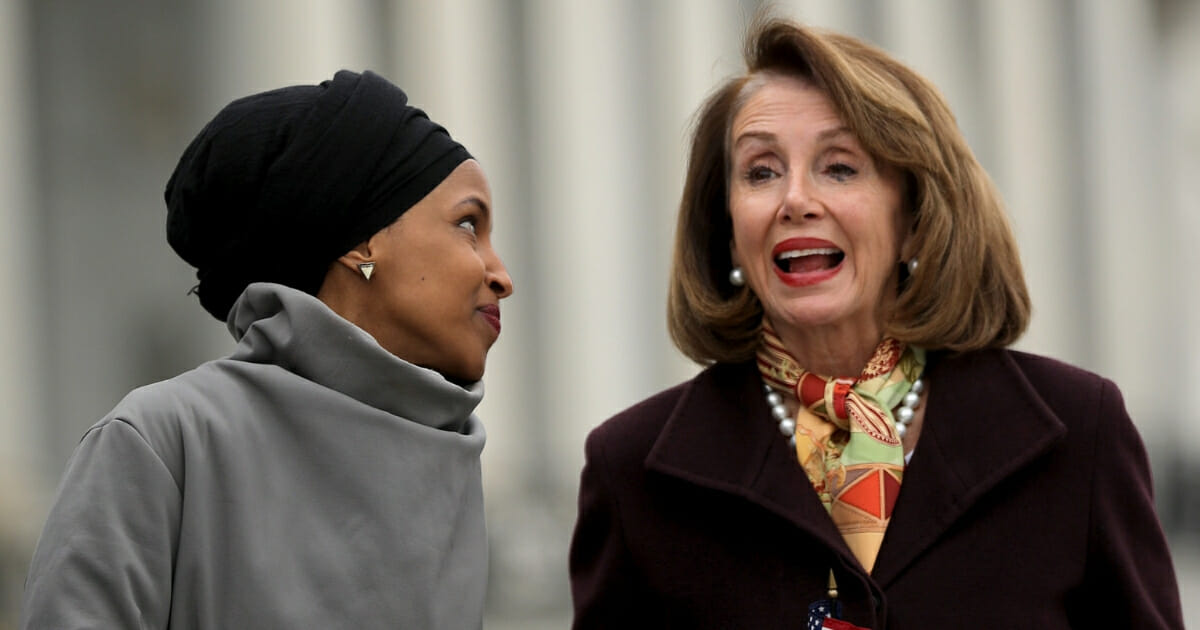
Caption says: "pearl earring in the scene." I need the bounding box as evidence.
[907,258,918,275]
[729,267,746,287]
[358,262,376,281]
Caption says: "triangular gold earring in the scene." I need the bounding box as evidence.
[357,262,376,281]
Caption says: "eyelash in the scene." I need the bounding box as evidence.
[824,162,857,182]
[743,164,778,183]
[741,161,857,184]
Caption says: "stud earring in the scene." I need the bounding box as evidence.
[729,266,746,287]
[358,262,376,281]
[907,258,918,275]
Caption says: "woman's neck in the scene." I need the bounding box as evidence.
[766,317,884,377]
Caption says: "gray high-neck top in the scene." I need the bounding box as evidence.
[22,283,489,629]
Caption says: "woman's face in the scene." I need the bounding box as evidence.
[361,159,513,383]
[728,75,909,347]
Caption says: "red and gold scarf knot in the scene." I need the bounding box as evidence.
[756,323,924,573]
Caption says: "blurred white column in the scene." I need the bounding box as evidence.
[200,0,377,111]
[779,0,861,33]
[880,0,985,156]
[522,0,653,479]
[1166,2,1200,455]
[0,0,45,602]
[977,1,1081,364]
[1074,2,1170,435]
[648,0,745,386]
[0,0,44,497]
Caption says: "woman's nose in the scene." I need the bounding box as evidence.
[485,248,514,298]
[780,173,824,221]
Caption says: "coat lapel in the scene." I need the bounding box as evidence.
[643,351,1069,591]
[642,351,1067,591]
[644,361,860,569]
[870,349,1068,587]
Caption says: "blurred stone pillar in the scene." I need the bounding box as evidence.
[1165,0,1200,533]
[647,1,744,387]
[0,0,41,484]
[1170,0,1200,437]
[1073,2,1171,438]
[521,0,655,497]
[977,1,1082,364]
[780,0,861,33]
[199,0,378,103]
[880,1,987,163]
[0,0,45,621]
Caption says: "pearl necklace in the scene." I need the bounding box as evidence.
[762,378,925,445]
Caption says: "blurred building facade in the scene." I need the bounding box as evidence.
[1,0,1197,627]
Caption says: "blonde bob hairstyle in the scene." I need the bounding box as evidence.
[668,18,1030,365]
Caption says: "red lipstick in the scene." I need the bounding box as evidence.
[771,237,843,287]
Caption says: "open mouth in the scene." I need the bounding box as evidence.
[774,247,845,273]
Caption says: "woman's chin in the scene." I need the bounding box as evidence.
[439,357,488,385]
[765,304,877,338]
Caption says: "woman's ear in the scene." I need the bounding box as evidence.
[318,239,377,310]
[335,240,374,274]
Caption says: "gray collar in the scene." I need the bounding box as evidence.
[226,282,484,432]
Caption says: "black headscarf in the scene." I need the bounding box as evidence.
[165,70,470,321]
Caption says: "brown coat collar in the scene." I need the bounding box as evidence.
[644,350,1067,587]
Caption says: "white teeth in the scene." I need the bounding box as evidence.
[775,247,840,260]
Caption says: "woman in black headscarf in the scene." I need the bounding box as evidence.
[21,70,513,629]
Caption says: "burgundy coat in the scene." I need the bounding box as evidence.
[569,349,1183,629]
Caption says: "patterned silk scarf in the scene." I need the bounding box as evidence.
[757,324,925,573]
